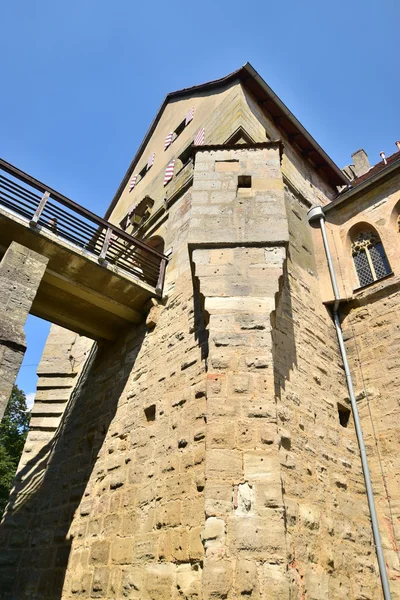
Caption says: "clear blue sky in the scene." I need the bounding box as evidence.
[1,0,398,405]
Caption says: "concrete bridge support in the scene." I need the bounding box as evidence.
[0,242,48,420]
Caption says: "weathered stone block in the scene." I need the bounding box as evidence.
[90,540,110,564]
[202,560,233,599]
[207,449,242,481]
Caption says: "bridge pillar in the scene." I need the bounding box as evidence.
[0,242,48,421]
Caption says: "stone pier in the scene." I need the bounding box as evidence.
[0,242,48,420]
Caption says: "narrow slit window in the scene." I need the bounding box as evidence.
[337,404,351,428]
[144,404,156,422]
[352,231,391,288]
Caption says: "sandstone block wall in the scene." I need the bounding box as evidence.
[273,185,381,599]
[312,173,400,598]
[189,144,291,597]
[341,278,400,598]
[0,140,386,600]
[0,242,48,421]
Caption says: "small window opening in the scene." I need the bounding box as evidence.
[119,214,130,231]
[144,404,156,422]
[136,164,147,184]
[337,404,351,428]
[172,120,186,142]
[238,175,252,189]
[177,143,194,171]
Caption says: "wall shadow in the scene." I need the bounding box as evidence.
[0,325,146,600]
[189,249,209,364]
[271,257,297,400]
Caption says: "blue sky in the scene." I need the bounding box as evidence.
[1,0,398,406]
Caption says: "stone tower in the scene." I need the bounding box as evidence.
[0,63,399,599]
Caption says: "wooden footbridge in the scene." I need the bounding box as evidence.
[0,158,168,341]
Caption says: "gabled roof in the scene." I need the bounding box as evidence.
[105,62,348,219]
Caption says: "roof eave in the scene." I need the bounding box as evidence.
[241,63,348,187]
[324,157,400,214]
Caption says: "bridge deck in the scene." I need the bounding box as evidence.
[0,159,168,341]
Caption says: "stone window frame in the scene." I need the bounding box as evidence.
[351,229,391,288]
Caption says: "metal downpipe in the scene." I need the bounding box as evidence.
[307,206,392,600]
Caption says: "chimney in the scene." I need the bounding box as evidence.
[351,149,370,177]
[342,164,357,181]
[396,141,400,152]
[380,151,387,165]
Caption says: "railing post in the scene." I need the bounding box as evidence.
[155,257,167,295]
[29,191,50,226]
[98,227,113,264]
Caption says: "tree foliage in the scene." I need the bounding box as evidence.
[0,385,30,516]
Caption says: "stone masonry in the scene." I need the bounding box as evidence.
[0,64,398,599]
[0,242,48,421]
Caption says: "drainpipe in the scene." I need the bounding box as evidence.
[307,206,392,600]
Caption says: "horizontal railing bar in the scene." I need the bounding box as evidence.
[42,197,100,226]
[43,195,101,225]
[102,254,158,280]
[107,240,160,258]
[0,197,34,220]
[0,181,41,209]
[38,218,100,244]
[41,203,101,238]
[0,180,40,205]
[109,262,160,280]
[106,245,161,268]
[110,243,161,264]
[0,158,167,261]
[37,220,99,250]
[105,249,160,274]
[0,174,42,202]
[0,189,39,213]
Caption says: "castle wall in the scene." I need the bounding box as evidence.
[310,172,400,597]
[277,185,381,599]
[190,144,291,598]
[187,144,381,599]
[340,278,400,597]
[0,77,392,599]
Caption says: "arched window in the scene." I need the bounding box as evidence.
[145,236,165,253]
[351,231,391,287]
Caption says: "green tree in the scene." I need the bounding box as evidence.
[0,385,30,516]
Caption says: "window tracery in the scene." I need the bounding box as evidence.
[351,231,391,287]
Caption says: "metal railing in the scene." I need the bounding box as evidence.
[0,158,168,293]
